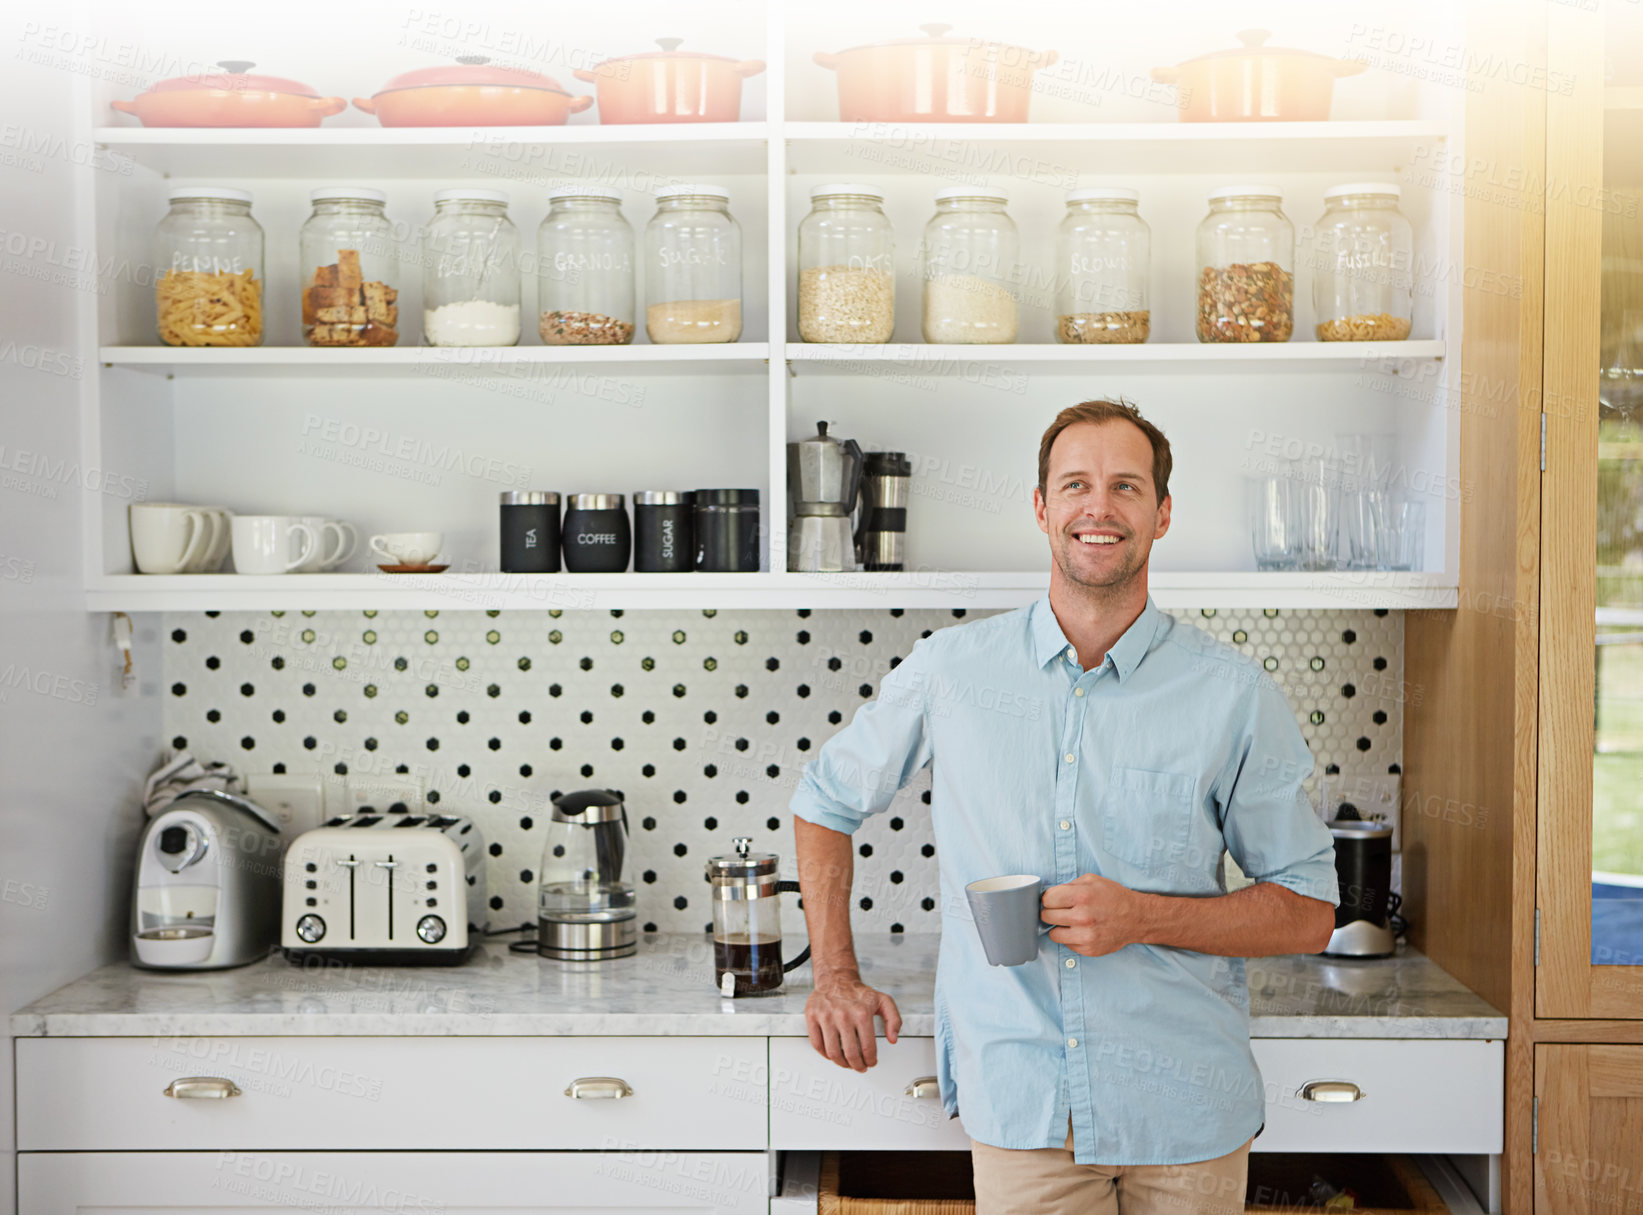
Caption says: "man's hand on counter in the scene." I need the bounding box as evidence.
[804,971,902,1073]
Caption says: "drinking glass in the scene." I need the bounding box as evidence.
[1375,494,1427,571]
[1293,458,1341,572]
[1247,474,1297,570]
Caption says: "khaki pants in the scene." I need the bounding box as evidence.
[970,1118,1252,1215]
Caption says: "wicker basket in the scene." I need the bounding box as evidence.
[1245,1154,1449,1215]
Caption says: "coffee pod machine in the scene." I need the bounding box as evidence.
[1323,820,1398,958]
[787,421,862,572]
[856,451,910,571]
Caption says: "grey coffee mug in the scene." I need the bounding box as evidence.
[966,874,1051,967]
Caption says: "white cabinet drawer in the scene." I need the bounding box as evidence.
[16,1036,767,1151]
[769,1036,971,1150]
[1251,1038,1503,1154]
[20,1150,770,1215]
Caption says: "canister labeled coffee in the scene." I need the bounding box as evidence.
[562,493,631,573]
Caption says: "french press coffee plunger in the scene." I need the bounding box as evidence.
[705,836,811,996]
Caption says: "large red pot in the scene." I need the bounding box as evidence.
[574,39,765,124]
[111,61,344,128]
[355,57,593,127]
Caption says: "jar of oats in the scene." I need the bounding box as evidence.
[1056,187,1150,344]
[797,185,895,344]
[1195,186,1294,343]
[1311,184,1413,342]
[537,185,636,346]
[920,187,1019,344]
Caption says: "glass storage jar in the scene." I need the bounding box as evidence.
[797,184,895,344]
[536,185,635,346]
[1196,186,1294,343]
[920,187,1019,344]
[154,187,264,347]
[1311,183,1414,342]
[299,187,399,348]
[1055,187,1150,344]
[644,184,742,344]
[421,188,521,347]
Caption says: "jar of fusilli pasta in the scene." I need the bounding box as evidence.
[154,187,264,347]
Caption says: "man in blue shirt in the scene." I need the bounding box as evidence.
[790,399,1339,1215]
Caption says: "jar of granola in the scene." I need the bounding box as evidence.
[1311,184,1413,342]
[1056,187,1149,344]
[1195,186,1293,343]
[537,185,635,346]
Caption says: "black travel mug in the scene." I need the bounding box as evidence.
[694,489,761,572]
[634,491,695,573]
[562,493,631,573]
[499,491,561,573]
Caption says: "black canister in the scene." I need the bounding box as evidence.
[499,491,561,573]
[634,491,695,573]
[562,493,631,573]
[694,489,761,572]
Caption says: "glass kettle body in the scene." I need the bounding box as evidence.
[537,788,636,960]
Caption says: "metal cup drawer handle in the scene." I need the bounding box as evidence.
[163,1076,243,1100]
[905,1076,939,1099]
[1298,1080,1365,1103]
[564,1076,634,1100]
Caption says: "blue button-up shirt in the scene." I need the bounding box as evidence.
[791,594,1340,1166]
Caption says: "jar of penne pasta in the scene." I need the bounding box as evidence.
[154,187,265,347]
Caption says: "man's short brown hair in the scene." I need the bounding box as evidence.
[1037,398,1172,505]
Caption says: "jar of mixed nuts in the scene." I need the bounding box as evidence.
[536,185,635,346]
[797,185,895,344]
[644,184,742,344]
[920,187,1020,344]
[1195,186,1294,343]
[299,187,399,348]
[1055,187,1150,344]
[1311,183,1413,342]
[422,188,521,347]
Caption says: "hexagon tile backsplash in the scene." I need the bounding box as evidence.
[161,606,1403,936]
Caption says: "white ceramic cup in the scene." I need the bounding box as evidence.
[369,532,443,566]
[186,507,234,572]
[131,503,212,575]
[232,516,318,575]
[295,518,358,572]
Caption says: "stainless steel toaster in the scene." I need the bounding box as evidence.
[281,812,487,964]
[131,789,284,970]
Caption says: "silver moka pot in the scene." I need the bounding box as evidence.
[536,788,636,960]
[787,421,862,572]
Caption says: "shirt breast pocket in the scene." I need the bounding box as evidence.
[1100,766,1199,876]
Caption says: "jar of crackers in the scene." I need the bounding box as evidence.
[154,187,264,347]
[299,187,400,347]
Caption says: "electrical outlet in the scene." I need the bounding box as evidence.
[1322,771,1402,850]
[244,773,325,837]
[345,777,425,816]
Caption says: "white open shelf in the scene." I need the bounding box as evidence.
[87,571,1457,613]
[78,1,1466,613]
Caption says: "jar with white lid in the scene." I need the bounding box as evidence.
[644,184,742,344]
[536,185,635,346]
[1056,187,1150,344]
[299,187,399,348]
[798,184,895,344]
[154,186,264,347]
[920,187,1019,344]
[421,187,521,347]
[1311,183,1414,342]
[1196,186,1294,343]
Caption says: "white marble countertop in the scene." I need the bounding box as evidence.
[11,933,1505,1039]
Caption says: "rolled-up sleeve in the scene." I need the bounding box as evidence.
[1219,675,1340,906]
[791,638,935,836]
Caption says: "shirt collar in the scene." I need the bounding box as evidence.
[1031,593,1162,683]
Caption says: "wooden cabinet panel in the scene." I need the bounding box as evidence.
[1535,1044,1643,1215]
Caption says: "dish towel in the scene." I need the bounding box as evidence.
[144,749,244,816]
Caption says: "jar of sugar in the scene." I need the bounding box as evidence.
[421,188,522,347]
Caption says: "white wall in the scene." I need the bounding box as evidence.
[0,18,164,1215]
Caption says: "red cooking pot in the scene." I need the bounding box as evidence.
[355,57,594,127]
[111,61,345,128]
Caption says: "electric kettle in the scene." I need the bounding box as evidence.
[536,788,636,960]
[705,837,811,996]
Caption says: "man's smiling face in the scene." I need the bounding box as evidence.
[1033,419,1171,593]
